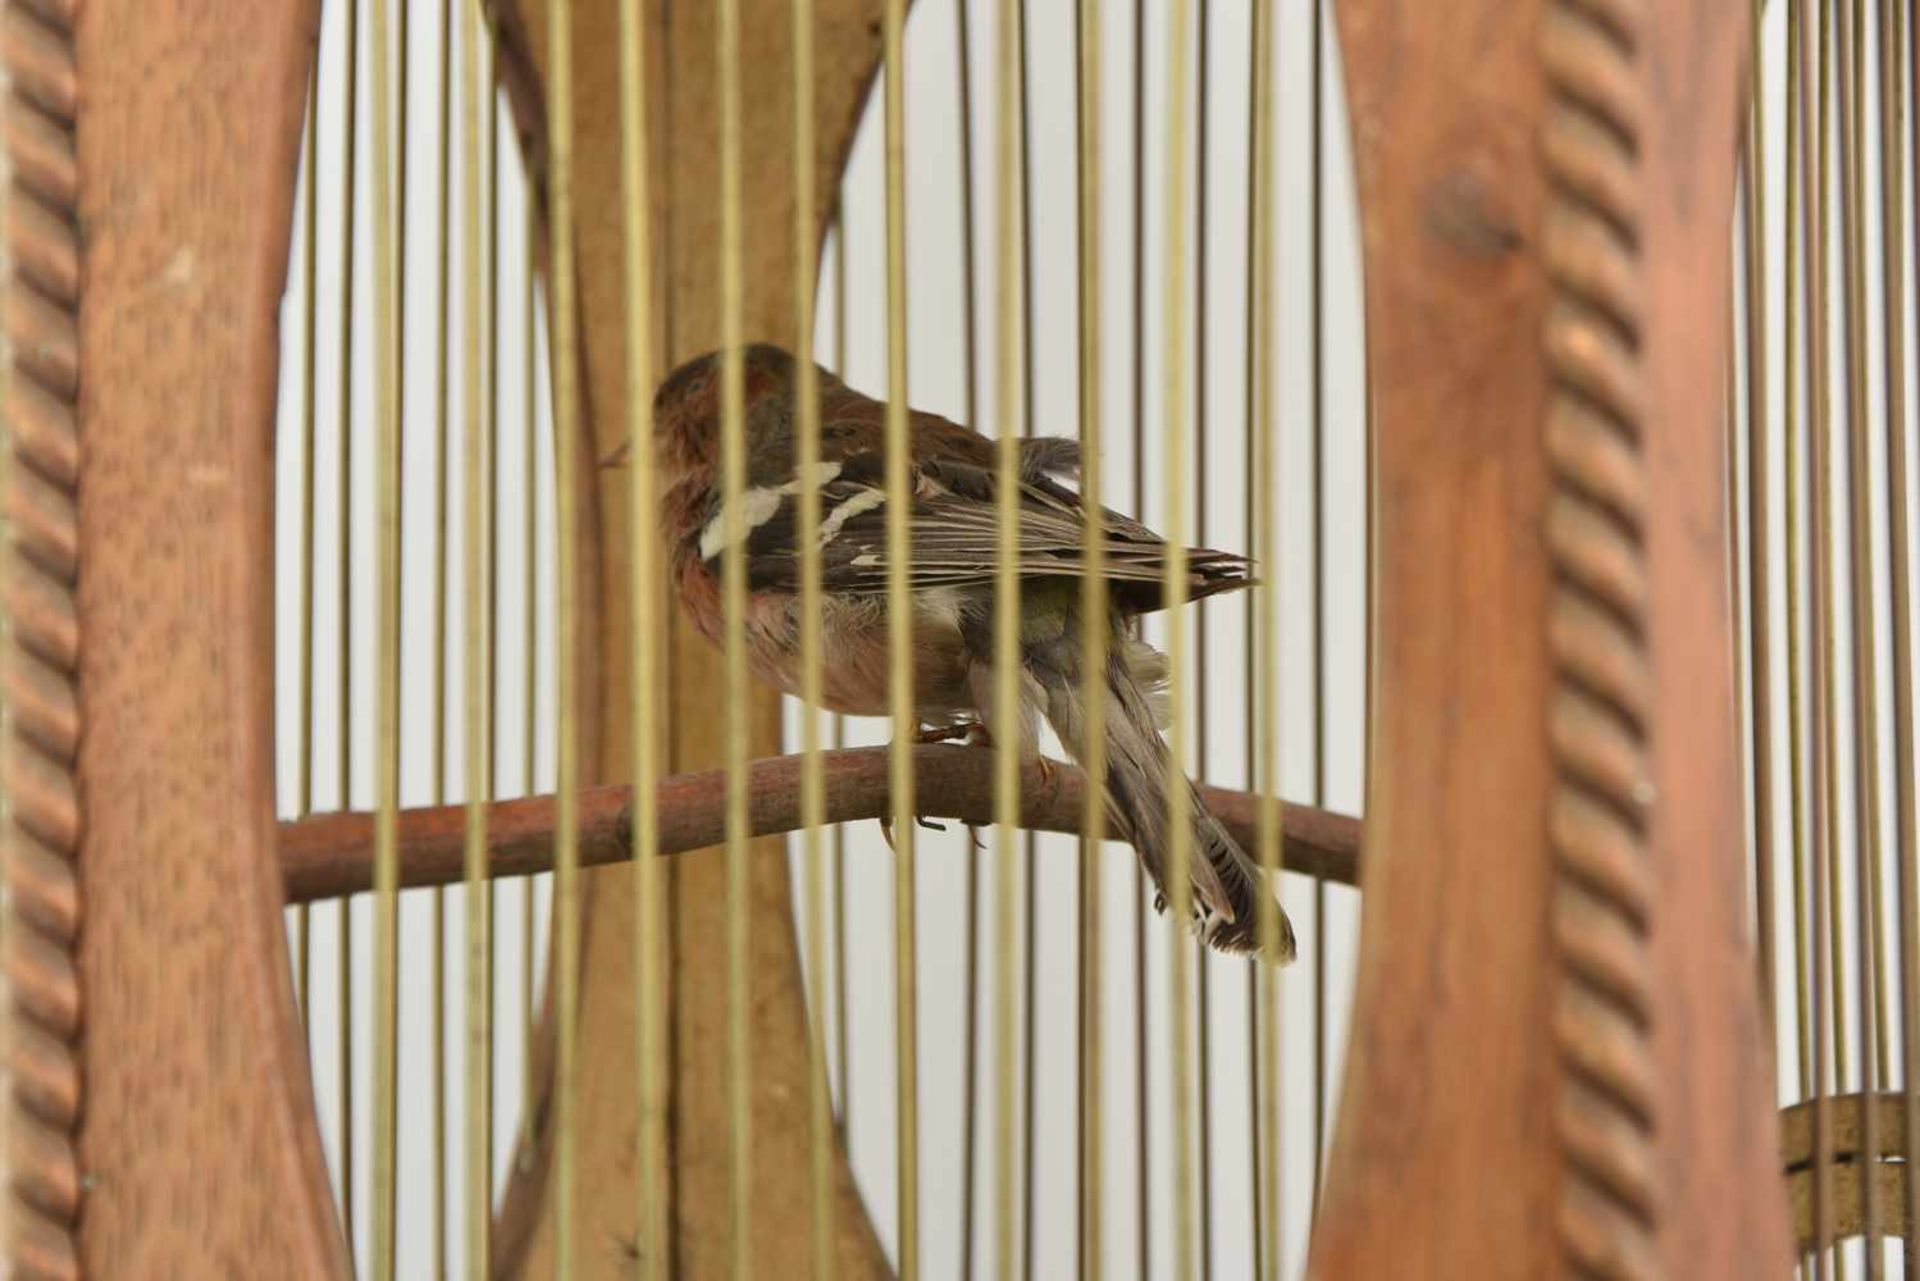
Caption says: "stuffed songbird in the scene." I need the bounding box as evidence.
[649,343,1295,965]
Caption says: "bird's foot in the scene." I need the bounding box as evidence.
[876,813,951,852]
[873,727,982,848]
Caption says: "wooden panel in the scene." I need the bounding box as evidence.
[489,1,893,1275]
[1309,3,1559,1272]
[1637,1,1794,1271]
[69,0,351,1275]
[1315,0,1790,1275]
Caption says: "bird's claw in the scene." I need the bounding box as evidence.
[876,814,950,851]
[888,724,996,848]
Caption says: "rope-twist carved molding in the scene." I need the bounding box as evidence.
[0,0,84,1275]
[1540,1,1661,1277]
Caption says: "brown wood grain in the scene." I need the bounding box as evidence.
[490,2,893,1276]
[1308,2,1560,1274]
[1637,1,1795,1272]
[276,746,1364,902]
[1314,1,1791,1276]
[68,0,351,1275]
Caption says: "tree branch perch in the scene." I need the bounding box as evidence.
[277,743,1362,904]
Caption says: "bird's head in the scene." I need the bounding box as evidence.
[648,344,798,482]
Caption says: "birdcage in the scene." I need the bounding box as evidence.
[0,0,1902,1276]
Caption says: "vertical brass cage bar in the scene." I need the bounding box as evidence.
[520,179,539,1141]
[297,29,323,1035]
[1308,0,1330,1214]
[617,0,667,1274]
[337,0,363,1238]
[1017,7,1039,1270]
[368,0,403,1268]
[952,3,984,1272]
[1192,3,1215,1268]
[1807,0,1840,1266]
[1786,0,1817,1121]
[1074,0,1107,1274]
[1161,2,1198,1276]
[788,0,835,1276]
[459,0,495,1274]
[1742,0,1778,1050]
[993,3,1025,1276]
[1129,1,1152,1265]
[548,0,585,1266]
[429,0,455,1269]
[832,201,852,1150]
[881,0,921,1272]
[1835,0,1886,1268]
[1247,1,1283,1275]
[715,0,755,1270]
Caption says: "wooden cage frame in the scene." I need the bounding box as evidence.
[0,0,1796,1276]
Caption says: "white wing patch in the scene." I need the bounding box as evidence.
[818,488,887,546]
[698,488,783,560]
[698,460,845,561]
[788,460,845,491]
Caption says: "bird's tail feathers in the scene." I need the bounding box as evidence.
[1029,627,1296,966]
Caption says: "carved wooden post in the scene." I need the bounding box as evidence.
[490,2,892,1275]
[63,0,352,1274]
[1313,1,1792,1275]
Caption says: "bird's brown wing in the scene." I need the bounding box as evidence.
[722,439,1251,611]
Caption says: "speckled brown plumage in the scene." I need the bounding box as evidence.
[650,344,1295,962]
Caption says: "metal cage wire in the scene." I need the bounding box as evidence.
[272,0,1366,1277]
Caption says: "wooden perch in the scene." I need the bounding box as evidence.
[278,743,1362,904]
